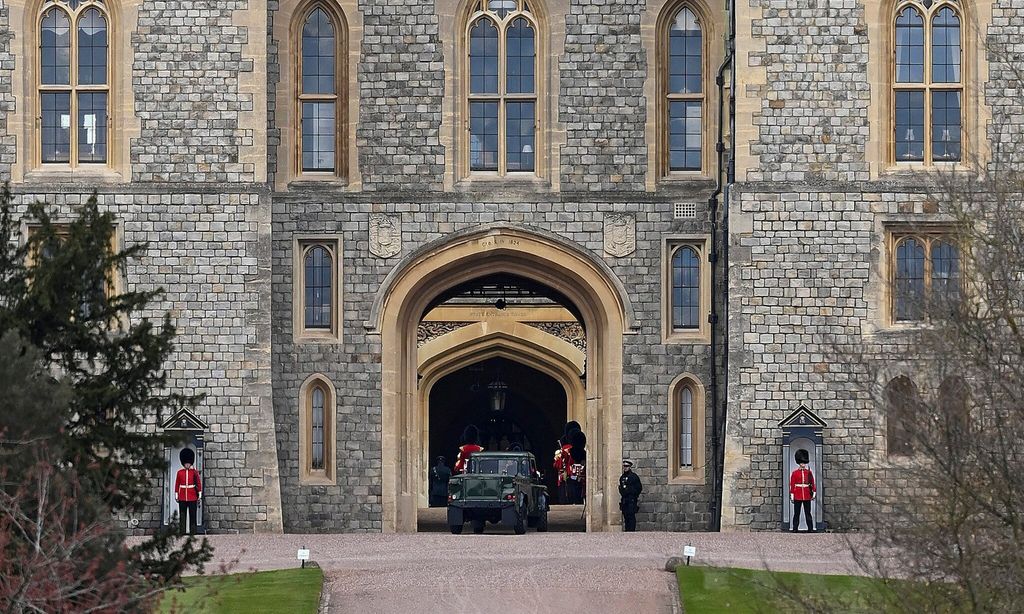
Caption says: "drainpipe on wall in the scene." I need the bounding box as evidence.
[707,0,736,533]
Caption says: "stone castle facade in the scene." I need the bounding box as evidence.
[1,0,1019,533]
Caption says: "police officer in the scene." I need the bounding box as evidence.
[618,459,642,532]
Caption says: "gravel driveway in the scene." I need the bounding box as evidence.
[195,526,862,614]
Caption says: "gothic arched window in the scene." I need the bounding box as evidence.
[664,5,704,173]
[893,234,961,322]
[669,375,704,482]
[38,0,109,166]
[886,376,919,457]
[298,4,345,176]
[893,1,963,163]
[465,0,538,176]
[300,375,335,482]
[671,245,701,330]
[303,243,335,330]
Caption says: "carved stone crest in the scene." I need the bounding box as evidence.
[603,213,635,257]
[369,213,401,258]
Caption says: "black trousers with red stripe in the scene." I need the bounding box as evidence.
[791,499,813,531]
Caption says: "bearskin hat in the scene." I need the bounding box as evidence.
[795,448,809,464]
[462,424,480,445]
[569,428,587,464]
[179,447,196,466]
[562,421,582,441]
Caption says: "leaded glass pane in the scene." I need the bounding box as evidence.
[669,8,702,94]
[506,18,535,94]
[895,7,924,83]
[470,101,499,170]
[932,8,961,84]
[669,101,702,171]
[302,8,336,95]
[470,18,499,94]
[77,91,107,163]
[932,90,961,161]
[671,246,700,329]
[301,102,335,172]
[311,387,325,470]
[895,238,925,321]
[304,245,333,329]
[505,101,534,171]
[41,92,71,163]
[77,8,107,86]
[895,90,925,161]
[41,9,71,85]
[932,239,960,309]
[680,387,693,468]
[487,0,517,19]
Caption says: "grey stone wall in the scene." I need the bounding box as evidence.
[0,0,13,181]
[356,0,445,191]
[987,0,1024,166]
[746,0,870,183]
[132,0,256,182]
[270,196,718,532]
[559,0,648,191]
[8,187,280,533]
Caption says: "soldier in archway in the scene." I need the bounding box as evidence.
[454,425,484,474]
[174,448,203,535]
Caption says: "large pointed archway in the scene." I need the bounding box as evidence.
[371,224,632,532]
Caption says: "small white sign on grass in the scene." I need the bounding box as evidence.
[683,545,696,558]
[297,549,310,561]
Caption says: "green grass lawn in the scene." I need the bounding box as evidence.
[157,567,322,614]
[677,566,898,614]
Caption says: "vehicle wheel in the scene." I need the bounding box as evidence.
[513,503,527,535]
[536,508,549,532]
[449,524,463,535]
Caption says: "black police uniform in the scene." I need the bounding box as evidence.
[618,468,643,532]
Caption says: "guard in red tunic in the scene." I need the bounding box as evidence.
[789,448,816,532]
[174,448,203,535]
[454,425,484,474]
[553,439,575,503]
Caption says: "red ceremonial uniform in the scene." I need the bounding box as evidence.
[553,444,575,486]
[789,466,815,502]
[454,444,483,474]
[174,467,202,502]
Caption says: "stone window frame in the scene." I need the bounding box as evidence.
[454,0,549,183]
[886,0,971,169]
[883,224,962,328]
[292,234,343,343]
[298,374,336,485]
[661,235,711,344]
[22,220,123,298]
[16,0,136,182]
[291,0,349,182]
[656,0,714,179]
[668,372,706,484]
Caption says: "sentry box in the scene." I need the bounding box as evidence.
[779,405,827,532]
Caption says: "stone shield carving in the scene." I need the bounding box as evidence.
[369,213,402,258]
[603,213,635,257]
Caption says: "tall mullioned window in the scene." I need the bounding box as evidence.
[893,0,963,163]
[38,0,109,166]
[466,0,537,175]
[298,4,344,176]
[678,385,693,468]
[892,233,961,322]
[669,375,703,482]
[665,5,704,172]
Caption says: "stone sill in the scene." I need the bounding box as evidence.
[22,165,126,186]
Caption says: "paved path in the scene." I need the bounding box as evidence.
[196,528,863,614]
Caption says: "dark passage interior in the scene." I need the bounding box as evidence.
[428,356,567,501]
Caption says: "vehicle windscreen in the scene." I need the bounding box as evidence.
[469,457,528,476]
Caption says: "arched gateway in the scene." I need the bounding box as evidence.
[371,225,632,532]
